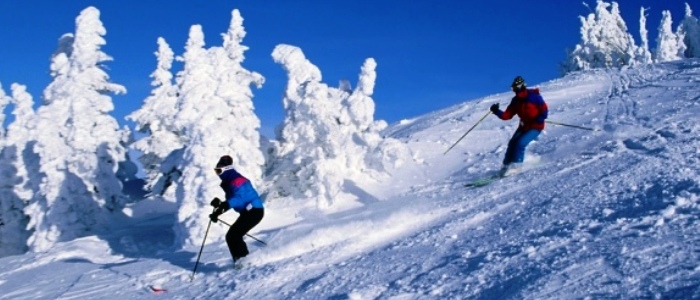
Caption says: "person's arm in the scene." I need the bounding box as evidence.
[535,96,548,123]
[498,99,516,120]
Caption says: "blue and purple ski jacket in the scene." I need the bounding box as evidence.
[218,166,263,212]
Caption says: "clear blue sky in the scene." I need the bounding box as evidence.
[0,1,686,136]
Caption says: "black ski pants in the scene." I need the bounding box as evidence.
[226,208,264,261]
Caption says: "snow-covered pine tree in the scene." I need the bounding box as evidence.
[269,45,411,211]
[127,37,183,197]
[210,9,265,183]
[0,83,36,257]
[0,83,9,137]
[269,44,347,209]
[637,7,653,64]
[656,10,687,62]
[169,9,265,248]
[7,84,39,202]
[678,3,700,58]
[0,83,31,257]
[344,59,413,174]
[342,58,377,132]
[562,0,639,73]
[0,143,26,257]
[25,6,129,251]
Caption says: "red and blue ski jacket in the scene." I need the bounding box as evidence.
[218,166,263,212]
[495,88,549,131]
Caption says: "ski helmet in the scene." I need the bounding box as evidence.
[216,155,233,168]
[511,76,526,90]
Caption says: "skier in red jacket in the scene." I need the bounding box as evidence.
[490,76,548,176]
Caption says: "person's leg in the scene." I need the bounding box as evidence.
[503,130,524,165]
[225,209,264,261]
[226,217,247,260]
[511,129,541,164]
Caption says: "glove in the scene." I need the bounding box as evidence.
[490,103,500,114]
[209,211,220,223]
[209,204,228,222]
[210,197,222,208]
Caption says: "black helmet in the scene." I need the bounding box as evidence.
[216,155,233,168]
[511,76,526,90]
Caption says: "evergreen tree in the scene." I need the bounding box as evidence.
[211,9,265,183]
[25,7,128,251]
[655,10,686,62]
[0,143,26,257]
[269,45,411,210]
[637,7,653,64]
[562,0,639,73]
[127,37,182,196]
[0,83,9,137]
[0,83,25,256]
[6,84,38,203]
[169,9,265,247]
[0,83,35,256]
[343,58,378,132]
[269,44,346,209]
[679,3,700,58]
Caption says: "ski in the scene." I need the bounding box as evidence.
[149,286,167,294]
[464,175,502,188]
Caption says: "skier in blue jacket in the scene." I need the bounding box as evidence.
[210,155,264,264]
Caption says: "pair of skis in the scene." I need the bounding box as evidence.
[464,166,528,187]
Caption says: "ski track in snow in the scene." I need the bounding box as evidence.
[1,61,700,299]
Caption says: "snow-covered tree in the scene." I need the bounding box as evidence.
[341,58,412,174]
[636,7,653,64]
[127,37,182,195]
[678,3,700,58]
[0,83,9,137]
[0,83,31,257]
[342,59,377,132]
[25,7,129,251]
[562,0,639,73]
[8,83,40,206]
[0,144,27,257]
[268,44,411,211]
[656,10,687,62]
[209,9,265,183]
[168,9,265,248]
[269,44,346,209]
[7,84,38,177]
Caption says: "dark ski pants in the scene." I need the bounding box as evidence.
[226,208,264,261]
[503,128,541,165]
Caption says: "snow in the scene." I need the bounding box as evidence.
[1,59,699,299]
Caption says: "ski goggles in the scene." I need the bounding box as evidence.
[214,165,235,175]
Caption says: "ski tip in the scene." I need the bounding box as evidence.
[149,286,167,294]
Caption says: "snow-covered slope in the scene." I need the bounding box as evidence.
[1,60,699,299]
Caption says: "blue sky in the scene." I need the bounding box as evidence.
[0,0,687,136]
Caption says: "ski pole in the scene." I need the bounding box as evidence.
[190,211,214,282]
[444,110,491,155]
[218,219,268,246]
[545,120,598,131]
